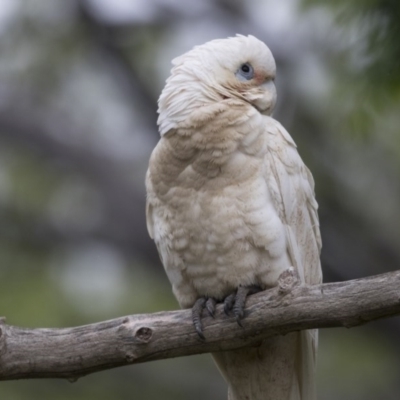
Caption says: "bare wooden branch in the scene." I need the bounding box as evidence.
[1,270,400,382]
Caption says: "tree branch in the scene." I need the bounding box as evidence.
[1,269,400,382]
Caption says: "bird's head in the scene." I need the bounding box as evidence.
[158,35,277,136]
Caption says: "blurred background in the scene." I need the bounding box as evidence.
[0,0,399,399]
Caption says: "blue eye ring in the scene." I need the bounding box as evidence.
[236,62,254,81]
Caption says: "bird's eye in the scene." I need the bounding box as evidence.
[236,62,254,81]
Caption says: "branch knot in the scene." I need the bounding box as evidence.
[278,267,300,294]
[135,327,153,343]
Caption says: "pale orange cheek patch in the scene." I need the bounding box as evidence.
[253,70,266,84]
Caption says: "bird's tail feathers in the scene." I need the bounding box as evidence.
[212,330,317,400]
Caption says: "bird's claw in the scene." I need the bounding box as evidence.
[224,285,262,326]
[192,297,207,340]
[192,285,262,338]
[205,297,217,317]
[223,293,236,315]
[192,296,218,340]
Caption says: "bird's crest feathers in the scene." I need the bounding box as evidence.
[158,35,276,136]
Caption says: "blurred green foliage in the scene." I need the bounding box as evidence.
[304,0,400,89]
[304,0,400,141]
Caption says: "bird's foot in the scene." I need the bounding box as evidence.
[192,296,218,340]
[223,285,262,326]
[192,285,262,339]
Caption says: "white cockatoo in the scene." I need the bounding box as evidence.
[146,35,322,400]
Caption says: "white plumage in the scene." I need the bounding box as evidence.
[146,35,322,400]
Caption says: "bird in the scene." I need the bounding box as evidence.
[145,34,322,400]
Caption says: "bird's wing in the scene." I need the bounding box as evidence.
[265,116,321,399]
[264,117,322,286]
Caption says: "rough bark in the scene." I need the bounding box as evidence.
[1,269,400,382]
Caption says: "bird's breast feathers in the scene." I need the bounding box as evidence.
[146,106,319,306]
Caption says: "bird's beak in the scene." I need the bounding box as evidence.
[253,80,277,116]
